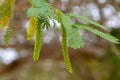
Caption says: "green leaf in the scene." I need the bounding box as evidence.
[60,13,72,30]
[27,8,46,18]
[33,19,43,61]
[60,13,85,49]
[27,8,56,19]
[29,0,51,8]
[69,13,107,30]
[67,28,85,49]
[74,23,119,44]
[28,0,56,19]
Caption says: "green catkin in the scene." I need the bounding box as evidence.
[33,19,43,61]
[0,4,11,28]
[4,26,12,46]
[3,0,14,45]
[61,26,73,73]
[56,10,73,73]
[0,15,9,28]
[0,0,14,28]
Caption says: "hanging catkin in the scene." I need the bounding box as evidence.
[55,10,73,73]
[33,19,43,61]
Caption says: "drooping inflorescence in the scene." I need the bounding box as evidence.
[55,10,73,73]
[32,18,43,61]
[0,0,15,45]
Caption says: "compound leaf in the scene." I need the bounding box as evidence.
[69,13,107,30]
[74,23,119,44]
[60,13,85,49]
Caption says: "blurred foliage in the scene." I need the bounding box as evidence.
[104,48,120,80]
[111,28,120,49]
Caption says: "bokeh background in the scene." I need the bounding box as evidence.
[0,0,120,80]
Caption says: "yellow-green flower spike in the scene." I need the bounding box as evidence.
[61,26,73,74]
[0,9,11,28]
[27,17,37,40]
[33,19,43,61]
[4,26,12,46]
[0,15,9,28]
[56,9,73,74]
